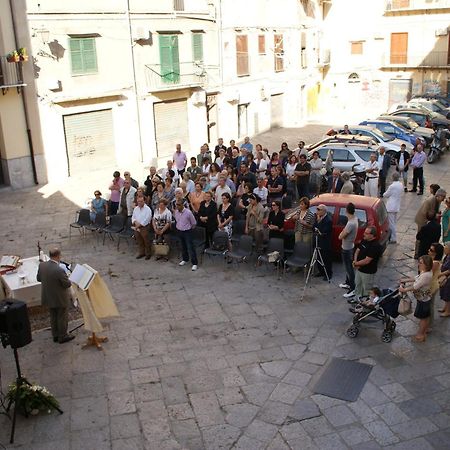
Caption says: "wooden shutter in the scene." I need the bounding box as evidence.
[192,33,204,62]
[392,0,409,8]
[159,35,180,83]
[82,39,97,73]
[69,38,97,75]
[236,35,249,76]
[274,34,284,72]
[390,33,408,64]
[258,35,266,54]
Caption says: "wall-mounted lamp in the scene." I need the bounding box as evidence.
[36,29,50,44]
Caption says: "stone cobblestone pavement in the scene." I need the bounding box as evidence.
[0,124,449,450]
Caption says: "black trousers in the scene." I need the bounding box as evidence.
[412,167,424,193]
[379,174,387,196]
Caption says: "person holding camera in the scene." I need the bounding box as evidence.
[313,204,333,281]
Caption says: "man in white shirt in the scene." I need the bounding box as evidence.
[255,151,268,180]
[160,160,179,185]
[294,141,307,157]
[215,176,232,207]
[364,153,379,198]
[131,196,153,260]
[383,172,403,244]
[253,178,268,206]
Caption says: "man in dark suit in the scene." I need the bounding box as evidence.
[327,168,343,194]
[37,248,74,344]
[377,146,391,196]
[314,204,333,280]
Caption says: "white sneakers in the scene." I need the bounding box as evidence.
[343,290,355,298]
[339,283,350,289]
[179,261,198,271]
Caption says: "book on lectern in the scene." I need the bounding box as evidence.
[69,264,97,290]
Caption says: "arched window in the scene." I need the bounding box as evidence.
[348,73,360,84]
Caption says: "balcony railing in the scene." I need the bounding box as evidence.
[383,51,450,67]
[145,62,220,92]
[386,0,450,11]
[0,56,26,93]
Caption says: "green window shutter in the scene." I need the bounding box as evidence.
[192,33,203,62]
[81,39,97,73]
[69,37,98,75]
[70,38,83,74]
[159,35,180,83]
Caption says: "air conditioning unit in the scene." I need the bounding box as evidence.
[435,28,448,37]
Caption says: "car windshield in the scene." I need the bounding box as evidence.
[402,117,419,130]
[370,127,394,142]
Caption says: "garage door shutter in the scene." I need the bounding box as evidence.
[154,99,189,159]
[63,109,115,176]
[271,94,283,128]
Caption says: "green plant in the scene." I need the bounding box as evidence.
[18,48,27,57]
[6,382,59,414]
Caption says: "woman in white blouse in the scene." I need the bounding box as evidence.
[309,151,324,197]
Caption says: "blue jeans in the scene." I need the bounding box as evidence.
[179,229,198,265]
[341,248,355,291]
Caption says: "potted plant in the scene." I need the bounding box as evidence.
[6,381,60,416]
[6,50,20,63]
[18,48,28,62]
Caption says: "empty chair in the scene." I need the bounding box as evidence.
[230,219,246,245]
[204,231,229,262]
[226,235,253,264]
[84,212,107,241]
[283,241,312,276]
[69,209,91,239]
[102,214,126,244]
[257,237,285,277]
[117,217,135,250]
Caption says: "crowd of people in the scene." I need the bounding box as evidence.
[84,135,450,342]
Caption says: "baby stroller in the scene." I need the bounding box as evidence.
[346,288,401,343]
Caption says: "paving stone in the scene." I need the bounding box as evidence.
[300,351,328,365]
[313,432,349,450]
[161,377,188,405]
[363,420,400,446]
[108,390,137,416]
[339,425,372,447]
[72,372,106,398]
[257,400,291,425]
[397,397,442,419]
[260,360,292,378]
[244,419,278,443]
[348,400,380,424]
[372,402,410,426]
[241,383,276,406]
[428,412,450,429]
[167,403,195,420]
[266,433,292,450]
[141,417,171,442]
[201,424,241,450]
[282,369,312,387]
[279,422,309,443]
[232,435,264,450]
[171,418,201,441]
[269,382,303,405]
[310,394,346,410]
[189,391,224,427]
[287,398,321,421]
[360,382,390,407]
[112,437,145,450]
[424,429,450,449]
[131,367,160,385]
[379,382,414,403]
[224,403,259,428]
[301,416,335,437]
[216,387,244,406]
[390,417,438,440]
[136,399,168,421]
[110,413,141,439]
[221,367,246,387]
[322,404,358,427]
[71,426,112,450]
[134,382,163,402]
[71,396,109,431]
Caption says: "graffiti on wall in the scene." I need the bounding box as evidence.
[422,79,441,95]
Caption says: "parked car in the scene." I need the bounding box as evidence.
[284,194,390,256]
[341,125,414,159]
[307,142,379,173]
[306,134,376,151]
[412,93,450,108]
[407,99,450,119]
[389,109,450,130]
[377,114,434,145]
[359,119,424,146]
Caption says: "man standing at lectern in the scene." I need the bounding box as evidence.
[37,248,74,344]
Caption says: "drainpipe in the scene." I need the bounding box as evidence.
[126,0,144,163]
[9,0,38,184]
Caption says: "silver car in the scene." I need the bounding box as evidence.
[307,142,380,173]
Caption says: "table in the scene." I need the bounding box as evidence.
[1,257,41,306]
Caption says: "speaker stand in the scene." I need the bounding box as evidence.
[82,332,108,350]
[6,348,63,444]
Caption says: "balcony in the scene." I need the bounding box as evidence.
[385,0,450,13]
[381,51,450,69]
[0,56,27,94]
[145,62,220,92]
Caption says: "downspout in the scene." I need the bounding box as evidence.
[126,0,144,162]
[9,0,38,184]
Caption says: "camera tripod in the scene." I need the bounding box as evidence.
[300,231,330,301]
[6,347,63,444]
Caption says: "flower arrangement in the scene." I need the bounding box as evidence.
[6,381,59,415]
[6,48,28,63]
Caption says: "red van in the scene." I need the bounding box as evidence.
[285,194,391,255]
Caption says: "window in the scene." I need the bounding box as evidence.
[392,0,409,8]
[238,103,248,137]
[301,32,307,69]
[351,42,363,55]
[159,34,180,84]
[258,35,266,55]
[274,34,284,72]
[355,150,373,162]
[390,32,408,64]
[338,208,367,228]
[236,35,249,76]
[332,149,355,162]
[69,37,97,75]
[173,0,184,11]
[310,205,335,216]
[192,32,204,62]
[376,203,388,227]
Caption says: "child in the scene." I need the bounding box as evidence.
[350,287,382,313]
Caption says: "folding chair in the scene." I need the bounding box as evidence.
[102,214,126,244]
[204,231,229,264]
[257,238,285,278]
[226,235,253,265]
[192,226,206,263]
[283,241,312,277]
[117,217,135,250]
[230,219,246,246]
[69,209,90,239]
[84,212,107,242]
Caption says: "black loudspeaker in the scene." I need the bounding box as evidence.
[0,299,32,349]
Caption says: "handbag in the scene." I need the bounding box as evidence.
[153,243,170,256]
[398,295,412,315]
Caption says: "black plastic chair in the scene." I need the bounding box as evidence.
[226,235,253,265]
[283,241,312,277]
[84,212,107,241]
[69,209,90,239]
[230,219,246,245]
[117,217,135,250]
[102,214,126,244]
[257,238,285,278]
[204,231,229,263]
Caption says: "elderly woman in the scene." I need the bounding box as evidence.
[90,190,108,222]
[428,243,444,329]
[340,172,354,194]
[189,182,206,216]
[151,182,165,211]
[245,194,265,253]
[399,254,433,342]
[294,197,315,247]
[152,198,172,254]
[163,177,175,203]
[170,187,189,212]
[309,151,324,197]
[438,242,450,317]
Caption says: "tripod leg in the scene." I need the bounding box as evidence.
[316,249,330,282]
[300,249,317,301]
